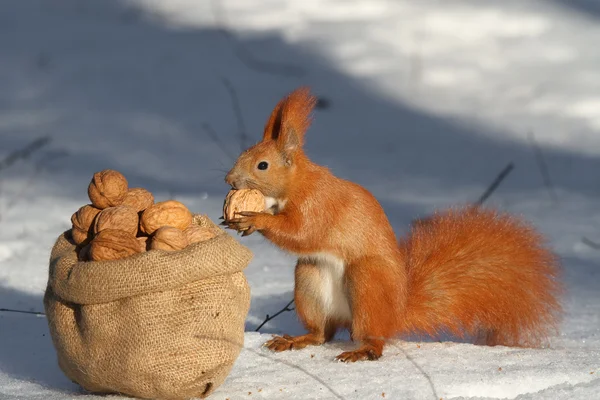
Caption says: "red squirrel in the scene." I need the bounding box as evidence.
[224,87,563,362]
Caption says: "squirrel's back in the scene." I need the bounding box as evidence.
[399,206,563,347]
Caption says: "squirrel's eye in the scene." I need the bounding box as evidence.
[257,161,269,170]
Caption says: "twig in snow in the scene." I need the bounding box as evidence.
[210,0,306,78]
[0,136,51,173]
[528,131,558,203]
[315,97,331,110]
[0,308,46,316]
[582,237,600,250]
[254,299,295,332]
[475,162,515,205]
[220,77,249,153]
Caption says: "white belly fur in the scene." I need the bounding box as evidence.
[301,252,352,323]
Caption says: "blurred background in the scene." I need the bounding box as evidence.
[1,0,600,393]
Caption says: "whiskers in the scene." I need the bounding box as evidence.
[209,167,230,175]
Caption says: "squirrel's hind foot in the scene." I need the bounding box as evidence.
[264,333,325,352]
[335,341,383,362]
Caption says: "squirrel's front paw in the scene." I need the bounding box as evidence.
[222,211,266,236]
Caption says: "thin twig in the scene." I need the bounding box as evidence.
[220,77,248,152]
[0,308,46,316]
[582,237,600,250]
[254,299,295,332]
[528,131,558,203]
[476,162,515,205]
[0,136,51,173]
[211,0,306,77]
[202,122,236,160]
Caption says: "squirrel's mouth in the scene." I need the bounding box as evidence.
[224,171,245,190]
[231,181,248,190]
[226,179,249,191]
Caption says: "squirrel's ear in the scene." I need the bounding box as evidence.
[262,97,285,142]
[262,87,317,154]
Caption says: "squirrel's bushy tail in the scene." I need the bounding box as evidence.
[399,206,563,347]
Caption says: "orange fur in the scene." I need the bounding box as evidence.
[401,206,563,346]
[263,86,316,148]
[225,87,563,361]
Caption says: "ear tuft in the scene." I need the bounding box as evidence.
[262,87,317,149]
[262,96,285,142]
[280,87,317,146]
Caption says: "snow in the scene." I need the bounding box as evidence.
[1,0,600,399]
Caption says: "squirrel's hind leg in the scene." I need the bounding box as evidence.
[336,256,406,362]
[264,260,338,352]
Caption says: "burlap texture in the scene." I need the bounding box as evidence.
[43,215,252,400]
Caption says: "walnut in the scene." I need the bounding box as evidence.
[71,205,101,245]
[89,229,143,261]
[88,169,128,209]
[140,200,192,235]
[93,205,139,236]
[149,226,188,251]
[122,187,154,212]
[136,236,149,251]
[184,225,217,244]
[223,189,265,221]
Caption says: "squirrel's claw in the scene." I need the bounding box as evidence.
[223,215,260,235]
[241,226,256,236]
[238,211,261,217]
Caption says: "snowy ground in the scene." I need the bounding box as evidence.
[1,0,600,399]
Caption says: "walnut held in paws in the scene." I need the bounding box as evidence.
[88,170,128,209]
[89,229,144,261]
[223,189,265,221]
[140,200,193,235]
[122,188,154,212]
[93,205,139,236]
[71,205,101,245]
[184,225,216,244]
[150,226,188,251]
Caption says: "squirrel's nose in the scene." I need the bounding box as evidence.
[225,171,238,189]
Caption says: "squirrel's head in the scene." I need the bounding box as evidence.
[225,87,317,198]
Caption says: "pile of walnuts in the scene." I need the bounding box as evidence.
[72,170,216,262]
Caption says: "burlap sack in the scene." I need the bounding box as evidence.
[43,215,252,400]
